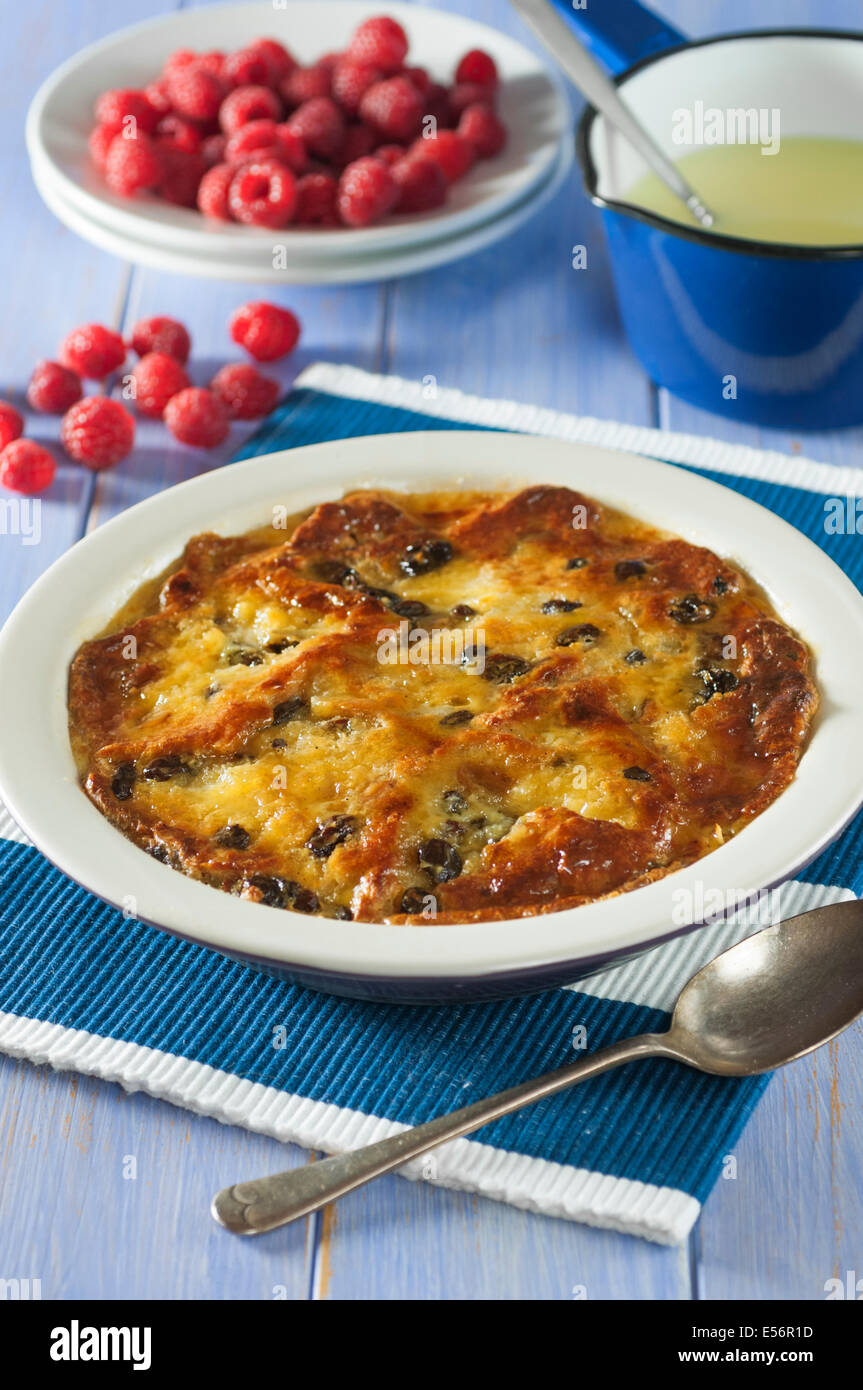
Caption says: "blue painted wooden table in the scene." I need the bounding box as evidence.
[1,0,861,1301]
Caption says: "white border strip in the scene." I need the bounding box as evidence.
[0,1008,699,1245]
[296,362,863,498]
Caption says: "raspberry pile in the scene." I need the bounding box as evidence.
[0,301,300,493]
[86,17,507,229]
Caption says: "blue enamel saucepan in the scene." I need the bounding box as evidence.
[545,0,863,428]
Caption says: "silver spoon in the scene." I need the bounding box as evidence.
[212,900,863,1235]
[510,0,717,229]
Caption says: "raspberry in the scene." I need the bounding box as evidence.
[336,155,398,227]
[230,301,300,362]
[201,133,227,167]
[223,46,272,89]
[455,50,499,89]
[359,76,423,143]
[164,387,229,447]
[219,84,281,136]
[287,97,344,160]
[155,113,202,154]
[409,129,475,182]
[197,162,234,220]
[336,122,377,169]
[331,60,383,116]
[95,88,159,134]
[61,397,135,469]
[104,131,163,196]
[210,363,281,419]
[129,352,191,418]
[60,324,126,379]
[250,38,296,86]
[403,66,431,97]
[158,145,206,206]
[26,361,83,414]
[425,82,454,130]
[347,17,408,73]
[199,51,225,79]
[392,154,448,212]
[281,64,332,109]
[0,440,56,494]
[374,143,406,166]
[0,401,24,449]
[88,124,116,172]
[273,124,308,173]
[162,49,197,81]
[228,158,297,228]
[130,315,191,363]
[166,63,224,121]
[294,171,338,226]
[458,103,507,159]
[144,78,173,118]
[448,81,496,119]
[224,119,306,173]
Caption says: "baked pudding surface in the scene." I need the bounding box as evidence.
[68,485,817,924]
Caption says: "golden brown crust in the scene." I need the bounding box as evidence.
[67,486,818,925]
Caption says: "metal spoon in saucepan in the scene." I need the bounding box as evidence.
[510,0,717,229]
[212,900,863,1235]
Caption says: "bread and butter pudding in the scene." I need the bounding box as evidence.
[67,484,817,924]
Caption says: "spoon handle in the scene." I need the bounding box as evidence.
[212,1032,675,1235]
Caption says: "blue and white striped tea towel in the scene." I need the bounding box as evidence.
[1,363,860,1244]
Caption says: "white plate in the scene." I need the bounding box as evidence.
[27,0,571,261]
[1,431,861,1000]
[30,130,573,284]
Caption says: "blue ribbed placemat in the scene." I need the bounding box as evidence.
[1,364,859,1243]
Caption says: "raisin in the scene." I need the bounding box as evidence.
[333,905,353,921]
[541,598,582,614]
[111,763,136,800]
[624,649,647,665]
[290,886,319,914]
[713,576,729,595]
[142,754,192,780]
[400,886,434,914]
[247,875,287,907]
[440,709,474,726]
[451,603,476,618]
[565,557,588,570]
[265,638,298,654]
[669,594,715,624]
[227,647,263,666]
[697,666,740,699]
[483,653,532,683]
[147,843,169,863]
[556,623,601,647]
[215,824,251,850]
[271,737,287,749]
[318,561,362,587]
[442,789,468,813]
[272,696,306,725]
[418,838,462,882]
[306,814,359,859]
[400,538,453,576]
[390,598,429,619]
[614,559,647,580]
[623,766,651,782]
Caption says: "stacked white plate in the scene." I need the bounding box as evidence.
[27,1,574,284]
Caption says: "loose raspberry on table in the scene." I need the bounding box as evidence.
[105,131,163,196]
[158,145,206,206]
[88,124,116,172]
[210,362,281,418]
[223,46,273,90]
[287,97,345,160]
[458,103,508,158]
[409,129,475,182]
[455,49,499,88]
[281,64,333,109]
[332,59,383,116]
[201,133,227,167]
[130,315,191,363]
[95,88,159,134]
[294,171,339,225]
[0,440,56,494]
[392,153,448,212]
[166,63,224,121]
[130,352,191,418]
[374,143,406,166]
[164,387,230,447]
[230,301,301,361]
[61,397,135,469]
[219,84,282,136]
[336,155,398,227]
[197,162,235,220]
[155,114,202,154]
[336,122,378,169]
[60,324,126,379]
[228,158,298,228]
[26,362,83,414]
[359,76,423,143]
[0,401,24,449]
[448,81,497,119]
[347,17,408,73]
[250,38,296,86]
